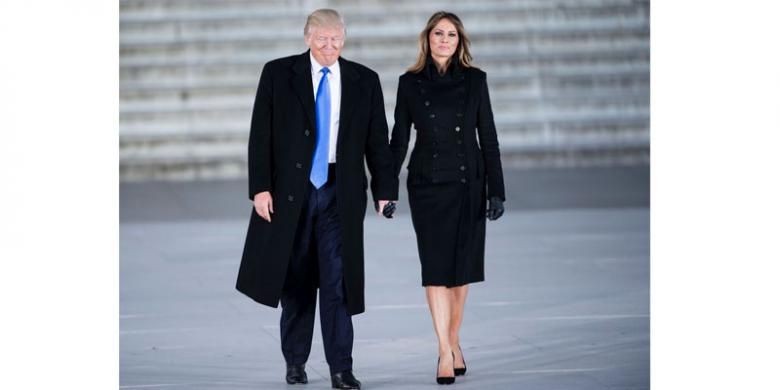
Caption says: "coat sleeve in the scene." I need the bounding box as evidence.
[247,63,274,200]
[476,74,506,201]
[364,72,400,202]
[389,76,412,178]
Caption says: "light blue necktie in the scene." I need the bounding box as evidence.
[310,67,331,189]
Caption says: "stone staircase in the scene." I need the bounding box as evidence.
[120,0,649,180]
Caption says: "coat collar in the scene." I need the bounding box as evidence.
[422,55,465,81]
[337,56,360,148]
[291,51,316,129]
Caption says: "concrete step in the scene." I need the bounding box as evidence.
[120,46,649,85]
[120,32,649,68]
[120,13,648,47]
[118,106,648,138]
[119,126,649,158]
[119,23,648,60]
[119,63,648,103]
[119,5,648,28]
[119,126,648,180]
[119,147,650,180]
[119,94,648,131]
[120,4,647,38]
[119,90,651,118]
[120,90,648,116]
[119,129,649,166]
[119,0,647,13]
[119,81,650,128]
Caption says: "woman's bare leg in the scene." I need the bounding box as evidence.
[449,284,469,369]
[426,286,455,377]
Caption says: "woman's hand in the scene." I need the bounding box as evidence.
[381,201,396,218]
[376,200,396,218]
[486,196,504,221]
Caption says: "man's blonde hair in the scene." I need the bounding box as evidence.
[304,9,346,37]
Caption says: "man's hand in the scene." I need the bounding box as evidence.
[253,191,274,222]
[377,200,396,218]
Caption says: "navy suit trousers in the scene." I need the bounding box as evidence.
[280,164,353,374]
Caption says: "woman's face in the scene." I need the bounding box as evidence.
[428,18,459,61]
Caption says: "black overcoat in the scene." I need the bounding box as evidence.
[236,51,398,315]
[390,61,505,286]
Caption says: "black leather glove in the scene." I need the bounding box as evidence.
[486,196,504,221]
[382,201,397,219]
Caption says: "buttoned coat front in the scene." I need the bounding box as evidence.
[236,51,398,315]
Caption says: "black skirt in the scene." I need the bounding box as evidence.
[407,176,487,287]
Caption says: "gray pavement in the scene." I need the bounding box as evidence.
[120,166,650,222]
[120,166,649,389]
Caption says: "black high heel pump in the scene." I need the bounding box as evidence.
[436,352,456,385]
[454,346,467,376]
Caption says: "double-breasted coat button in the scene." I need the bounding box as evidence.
[429,113,436,119]
[460,178,467,184]
[460,166,466,171]
[455,126,461,132]
[288,195,294,202]
[295,162,302,169]
[424,100,430,106]
[304,129,310,136]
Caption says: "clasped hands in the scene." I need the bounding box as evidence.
[255,193,503,222]
[253,191,396,222]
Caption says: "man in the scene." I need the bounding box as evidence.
[236,9,397,390]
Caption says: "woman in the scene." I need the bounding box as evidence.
[390,11,506,385]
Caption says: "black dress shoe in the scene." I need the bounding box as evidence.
[286,364,308,385]
[454,346,467,376]
[331,370,361,389]
[436,354,455,385]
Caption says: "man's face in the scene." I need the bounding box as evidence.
[305,26,345,67]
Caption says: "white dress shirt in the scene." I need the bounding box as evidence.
[310,53,341,163]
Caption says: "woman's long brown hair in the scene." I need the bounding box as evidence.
[408,11,474,73]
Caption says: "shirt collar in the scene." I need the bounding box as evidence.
[310,52,340,77]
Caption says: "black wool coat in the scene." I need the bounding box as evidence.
[389,61,506,286]
[236,51,398,315]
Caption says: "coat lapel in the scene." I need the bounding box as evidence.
[291,51,316,130]
[337,57,360,155]
[459,65,474,113]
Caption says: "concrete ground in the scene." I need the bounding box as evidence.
[120,166,649,389]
